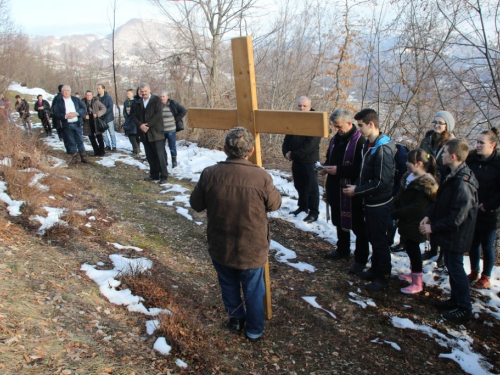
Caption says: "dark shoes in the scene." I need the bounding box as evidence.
[144,176,159,181]
[349,262,365,274]
[105,146,111,151]
[390,243,405,252]
[246,335,261,343]
[159,177,168,184]
[228,317,245,334]
[365,278,389,292]
[356,268,377,281]
[442,307,472,322]
[291,208,307,216]
[112,147,116,151]
[432,298,458,310]
[421,251,437,260]
[324,250,350,260]
[303,214,318,223]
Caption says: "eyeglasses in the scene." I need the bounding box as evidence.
[431,121,446,126]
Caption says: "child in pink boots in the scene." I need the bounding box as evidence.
[391,149,439,294]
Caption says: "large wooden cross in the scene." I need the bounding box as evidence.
[188,36,328,319]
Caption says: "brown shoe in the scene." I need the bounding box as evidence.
[473,276,490,289]
[467,270,480,284]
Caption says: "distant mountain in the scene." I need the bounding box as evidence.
[27,18,185,65]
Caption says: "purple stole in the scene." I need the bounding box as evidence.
[328,129,362,231]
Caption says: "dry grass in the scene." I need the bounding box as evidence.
[119,266,220,371]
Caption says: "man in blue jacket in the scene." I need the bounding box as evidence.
[53,85,88,164]
[344,108,395,292]
[96,84,116,151]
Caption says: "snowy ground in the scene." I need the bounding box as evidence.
[3,83,500,374]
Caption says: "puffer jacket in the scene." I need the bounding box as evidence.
[429,163,478,252]
[190,158,282,270]
[392,172,438,243]
[354,133,395,206]
[122,98,137,136]
[466,149,500,230]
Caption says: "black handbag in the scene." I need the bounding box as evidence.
[96,117,109,132]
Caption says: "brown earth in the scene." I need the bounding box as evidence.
[0,145,499,375]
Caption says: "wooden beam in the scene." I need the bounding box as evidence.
[255,110,329,137]
[187,108,237,130]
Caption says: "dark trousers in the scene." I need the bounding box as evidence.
[41,115,51,135]
[364,201,392,279]
[469,227,497,277]
[443,249,472,310]
[89,118,105,156]
[332,206,369,265]
[405,238,422,273]
[144,139,168,179]
[128,135,140,153]
[292,162,319,217]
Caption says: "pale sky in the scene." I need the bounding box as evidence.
[9,0,164,37]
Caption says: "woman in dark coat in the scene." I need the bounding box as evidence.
[466,128,500,289]
[82,90,106,156]
[419,110,455,262]
[392,149,438,294]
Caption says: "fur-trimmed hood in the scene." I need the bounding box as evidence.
[400,172,439,201]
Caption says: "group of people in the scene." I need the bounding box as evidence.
[10,83,187,177]
[190,97,498,344]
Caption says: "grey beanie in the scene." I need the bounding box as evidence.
[434,111,455,133]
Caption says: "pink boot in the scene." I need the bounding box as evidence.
[401,272,423,294]
[398,273,412,282]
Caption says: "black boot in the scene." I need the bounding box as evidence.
[79,151,88,164]
[172,155,177,168]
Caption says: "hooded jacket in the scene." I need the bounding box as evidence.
[392,172,438,243]
[354,133,396,206]
[429,162,478,252]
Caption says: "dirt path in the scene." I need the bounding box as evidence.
[1,147,499,374]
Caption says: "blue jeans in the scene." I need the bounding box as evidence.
[212,259,265,339]
[443,249,472,310]
[163,131,177,156]
[62,122,85,153]
[469,227,497,277]
[103,120,116,148]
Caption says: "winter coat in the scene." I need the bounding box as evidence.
[190,158,282,270]
[34,99,50,120]
[82,98,106,136]
[393,144,409,196]
[15,99,31,119]
[166,99,187,132]
[96,92,114,123]
[324,126,366,213]
[428,163,478,252]
[419,130,454,181]
[392,172,438,243]
[132,95,164,142]
[52,96,86,126]
[466,150,500,230]
[122,98,137,136]
[354,133,396,206]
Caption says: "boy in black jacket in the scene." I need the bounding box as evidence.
[420,139,478,322]
[344,109,395,292]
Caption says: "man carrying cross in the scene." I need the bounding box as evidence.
[190,127,282,342]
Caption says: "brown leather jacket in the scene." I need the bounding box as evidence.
[190,158,282,270]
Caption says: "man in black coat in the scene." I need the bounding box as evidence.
[35,94,51,135]
[282,96,321,223]
[420,139,478,322]
[321,109,369,274]
[133,83,168,183]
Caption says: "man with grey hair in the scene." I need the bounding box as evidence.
[282,96,321,223]
[133,83,168,183]
[190,127,282,343]
[319,108,368,273]
[159,90,186,168]
[53,85,88,164]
